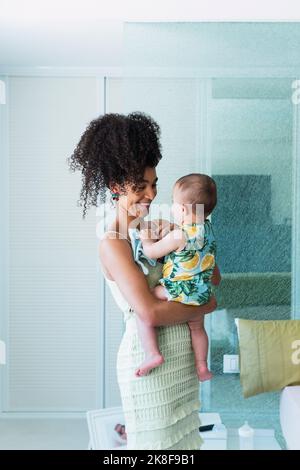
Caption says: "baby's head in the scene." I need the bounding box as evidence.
[171,173,217,225]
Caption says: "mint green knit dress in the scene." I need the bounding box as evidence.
[103,229,203,450]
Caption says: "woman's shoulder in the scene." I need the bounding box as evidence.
[99,236,131,256]
[100,222,131,243]
[98,227,132,270]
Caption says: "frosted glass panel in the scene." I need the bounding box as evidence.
[209,78,293,425]
[124,23,300,69]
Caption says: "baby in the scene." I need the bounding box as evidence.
[135,173,221,382]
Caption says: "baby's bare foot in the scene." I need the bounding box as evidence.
[135,353,165,377]
[196,362,213,382]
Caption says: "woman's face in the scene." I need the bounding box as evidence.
[118,166,158,219]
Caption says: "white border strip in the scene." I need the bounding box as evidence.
[0,76,10,412]
[96,77,106,408]
[292,80,300,320]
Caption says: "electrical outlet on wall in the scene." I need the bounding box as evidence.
[223,354,239,373]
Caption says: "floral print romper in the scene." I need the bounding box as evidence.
[158,219,217,305]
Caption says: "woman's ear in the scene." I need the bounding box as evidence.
[109,184,118,193]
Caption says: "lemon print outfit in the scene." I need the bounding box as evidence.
[159,220,216,305]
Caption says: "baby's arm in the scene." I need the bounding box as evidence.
[140,227,186,260]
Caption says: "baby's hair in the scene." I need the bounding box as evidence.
[67,112,162,219]
[175,173,217,216]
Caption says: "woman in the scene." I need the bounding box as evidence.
[68,112,217,450]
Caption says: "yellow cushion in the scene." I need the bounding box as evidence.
[236,319,300,398]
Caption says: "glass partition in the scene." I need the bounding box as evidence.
[123,23,300,448]
[208,78,293,440]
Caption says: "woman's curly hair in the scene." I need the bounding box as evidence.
[67,111,162,219]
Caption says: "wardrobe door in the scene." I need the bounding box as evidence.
[5,76,102,411]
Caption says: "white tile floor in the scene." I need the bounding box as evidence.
[0,418,89,450]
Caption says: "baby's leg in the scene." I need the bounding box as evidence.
[188,316,213,382]
[134,285,168,377]
[134,315,164,377]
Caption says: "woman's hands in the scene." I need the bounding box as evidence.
[201,295,217,314]
[211,264,221,286]
[150,293,217,327]
[141,219,174,241]
[140,228,158,241]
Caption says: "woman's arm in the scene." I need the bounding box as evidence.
[99,238,217,327]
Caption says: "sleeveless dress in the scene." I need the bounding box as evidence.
[101,229,203,450]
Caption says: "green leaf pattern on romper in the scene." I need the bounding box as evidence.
[159,219,217,304]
